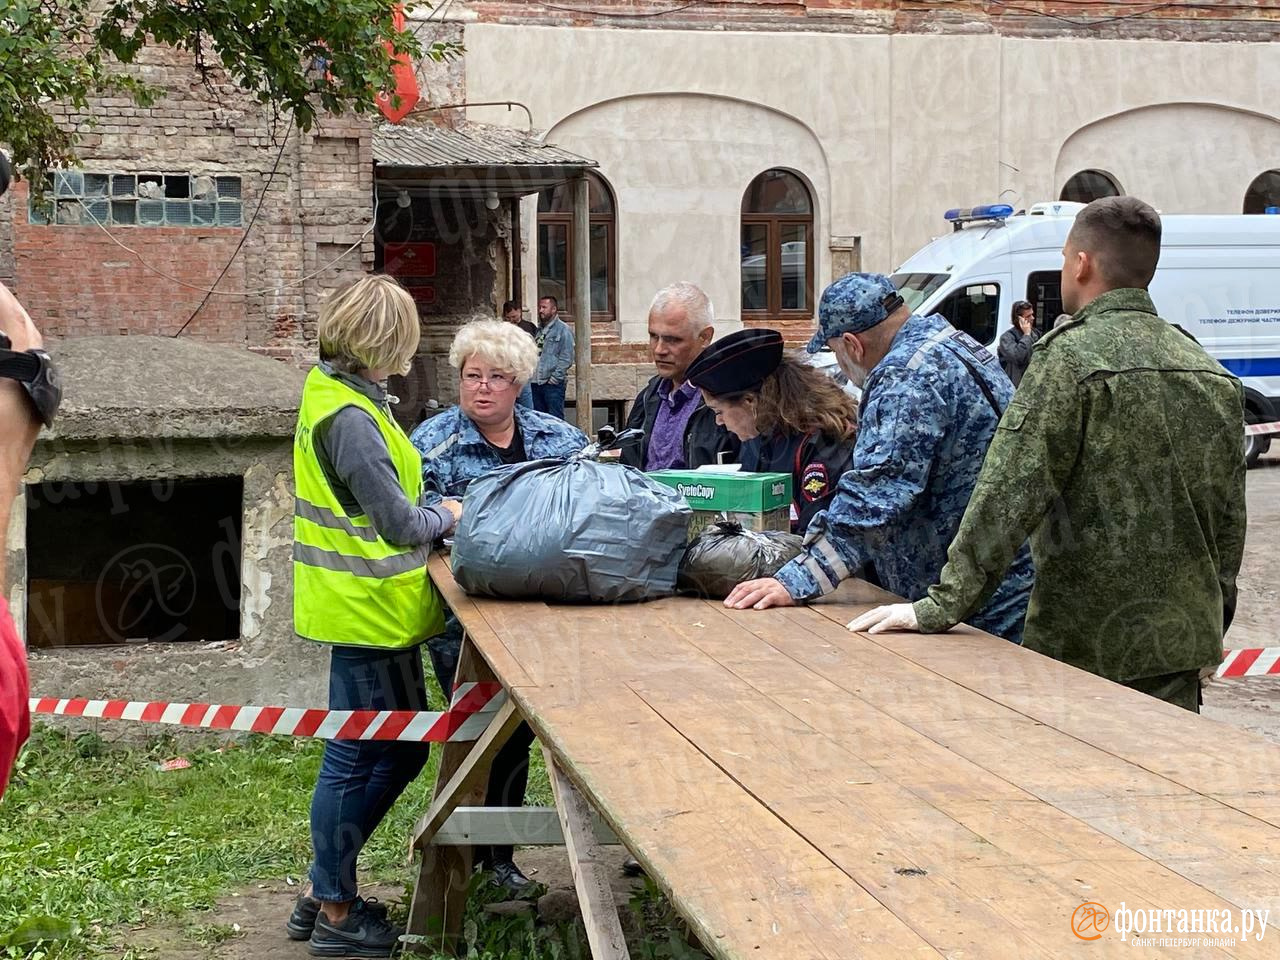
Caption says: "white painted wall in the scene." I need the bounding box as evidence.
[463,24,1280,337]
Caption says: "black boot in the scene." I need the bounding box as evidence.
[489,859,538,898]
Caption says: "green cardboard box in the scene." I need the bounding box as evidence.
[649,470,792,540]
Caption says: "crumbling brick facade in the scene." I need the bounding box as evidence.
[467,0,1278,42]
[5,44,373,366]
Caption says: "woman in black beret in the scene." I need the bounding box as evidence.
[686,328,857,533]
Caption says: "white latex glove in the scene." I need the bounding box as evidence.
[847,603,919,635]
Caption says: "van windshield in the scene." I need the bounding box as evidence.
[892,273,949,312]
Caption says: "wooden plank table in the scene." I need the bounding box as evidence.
[408,554,1280,958]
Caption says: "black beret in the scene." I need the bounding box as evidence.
[685,328,784,396]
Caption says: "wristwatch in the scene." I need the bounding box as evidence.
[0,331,61,427]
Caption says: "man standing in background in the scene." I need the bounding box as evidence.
[998,300,1041,387]
[503,301,537,408]
[530,296,574,420]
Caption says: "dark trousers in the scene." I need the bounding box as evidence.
[531,381,567,420]
[1124,669,1202,714]
[309,645,431,902]
[427,615,534,866]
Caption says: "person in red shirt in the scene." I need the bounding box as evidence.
[0,277,43,797]
[0,146,48,797]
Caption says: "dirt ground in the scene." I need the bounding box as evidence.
[124,451,1280,957]
[121,847,645,959]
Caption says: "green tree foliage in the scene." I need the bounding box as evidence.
[0,1,458,185]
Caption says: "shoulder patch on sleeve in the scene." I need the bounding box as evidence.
[801,461,831,502]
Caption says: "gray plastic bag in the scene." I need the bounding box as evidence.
[451,458,692,602]
[677,521,804,599]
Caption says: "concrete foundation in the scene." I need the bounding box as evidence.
[6,335,328,710]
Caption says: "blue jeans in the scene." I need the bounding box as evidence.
[531,381,566,420]
[516,382,534,409]
[308,645,431,902]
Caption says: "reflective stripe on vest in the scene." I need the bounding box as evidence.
[292,367,445,648]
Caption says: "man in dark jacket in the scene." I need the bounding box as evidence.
[620,281,739,469]
[998,300,1041,387]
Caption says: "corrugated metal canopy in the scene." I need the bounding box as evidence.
[373,121,596,169]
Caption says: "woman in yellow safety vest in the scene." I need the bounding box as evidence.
[287,275,460,957]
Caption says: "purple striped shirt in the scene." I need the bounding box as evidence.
[644,379,700,471]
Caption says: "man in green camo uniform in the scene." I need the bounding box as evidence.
[850,196,1247,713]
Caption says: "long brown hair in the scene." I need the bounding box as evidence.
[714,354,856,442]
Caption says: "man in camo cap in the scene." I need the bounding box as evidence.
[726,272,1035,645]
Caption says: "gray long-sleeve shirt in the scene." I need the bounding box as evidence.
[312,364,454,547]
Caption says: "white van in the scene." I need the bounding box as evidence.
[891,202,1280,466]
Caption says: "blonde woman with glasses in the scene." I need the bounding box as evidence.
[288,274,462,956]
[409,318,587,895]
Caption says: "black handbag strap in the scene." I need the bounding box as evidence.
[954,352,1005,420]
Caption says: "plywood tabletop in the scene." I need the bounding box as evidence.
[427,555,1280,958]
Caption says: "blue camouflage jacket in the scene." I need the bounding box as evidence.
[773,313,1035,643]
[409,404,589,502]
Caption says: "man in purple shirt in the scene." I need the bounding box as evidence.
[620,282,739,470]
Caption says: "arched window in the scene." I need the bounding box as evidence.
[1244,170,1280,214]
[741,169,813,320]
[1059,170,1123,204]
[537,171,615,321]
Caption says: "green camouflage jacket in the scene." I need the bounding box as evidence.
[914,288,1247,683]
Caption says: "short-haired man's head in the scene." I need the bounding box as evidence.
[648,281,714,334]
[318,274,420,376]
[1066,196,1162,291]
[502,300,519,315]
[647,282,715,382]
[537,296,558,322]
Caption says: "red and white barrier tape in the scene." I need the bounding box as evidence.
[1245,420,1280,437]
[28,681,505,743]
[1216,649,1280,679]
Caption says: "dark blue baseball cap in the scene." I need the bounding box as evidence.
[806,273,900,353]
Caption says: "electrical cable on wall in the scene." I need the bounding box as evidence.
[170,118,295,337]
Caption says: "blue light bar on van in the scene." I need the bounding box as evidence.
[944,204,1015,224]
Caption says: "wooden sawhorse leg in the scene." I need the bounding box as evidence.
[406,638,521,955]
[543,745,631,960]
[405,638,632,959]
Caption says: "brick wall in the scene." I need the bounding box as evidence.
[5,44,375,365]
[465,0,1278,40]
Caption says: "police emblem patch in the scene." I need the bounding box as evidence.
[801,462,829,502]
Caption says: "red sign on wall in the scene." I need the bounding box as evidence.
[383,242,437,278]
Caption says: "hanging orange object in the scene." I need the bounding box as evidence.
[376,3,420,124]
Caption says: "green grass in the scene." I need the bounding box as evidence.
[0,725,710,960]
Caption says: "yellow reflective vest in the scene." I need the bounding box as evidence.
[293,367,445,648]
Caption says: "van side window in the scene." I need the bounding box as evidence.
[1027,271,1064,330]
[936,283,1000,345]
